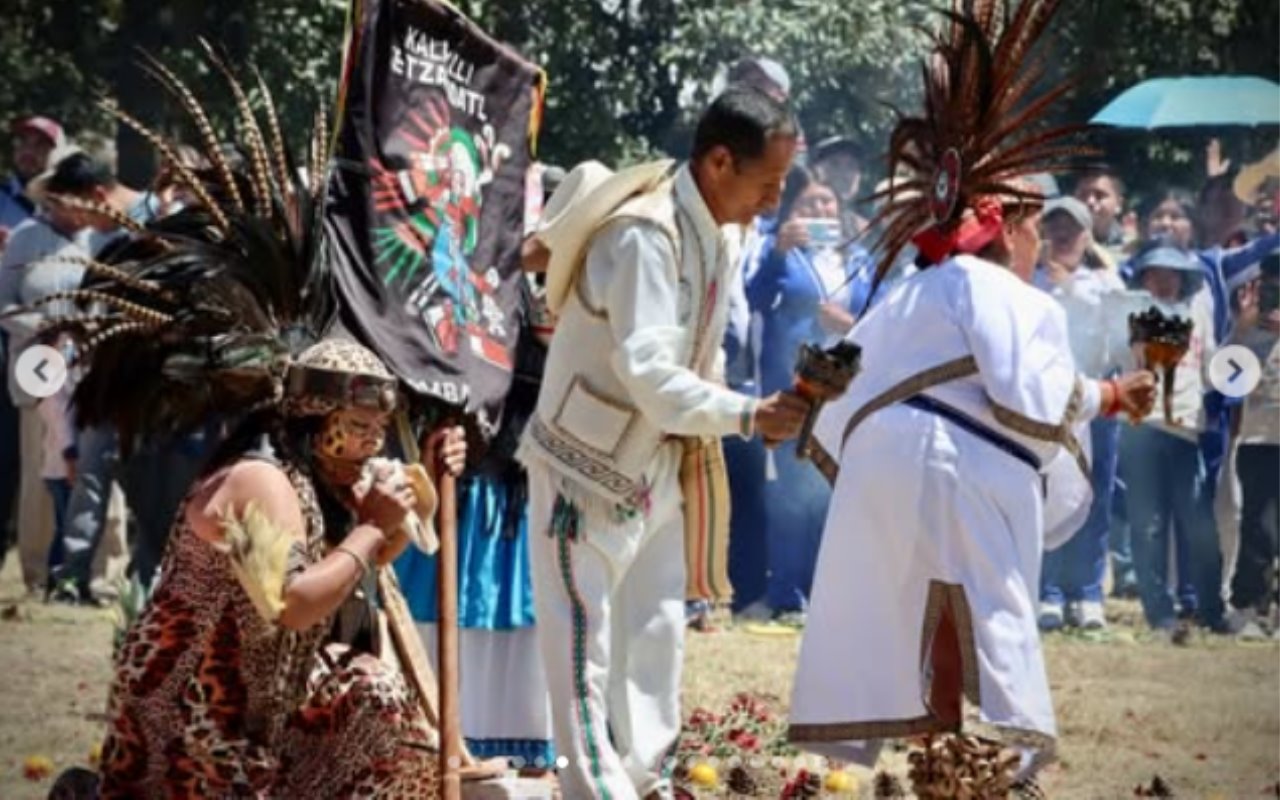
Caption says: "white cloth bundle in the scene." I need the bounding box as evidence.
[354,457,439,555]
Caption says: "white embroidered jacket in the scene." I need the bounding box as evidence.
[518,166,756,508]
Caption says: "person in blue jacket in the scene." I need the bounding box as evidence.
[746,166,874,621]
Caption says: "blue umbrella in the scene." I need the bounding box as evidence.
[1091,76,1280,129]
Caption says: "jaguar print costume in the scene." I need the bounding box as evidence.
[98,461,440,798]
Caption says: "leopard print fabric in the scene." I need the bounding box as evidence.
[99,461,441,798]
[281,338,397,419]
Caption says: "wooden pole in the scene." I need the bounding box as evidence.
[437,461,462,800]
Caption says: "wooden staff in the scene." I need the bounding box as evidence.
[437,456,462,800]
[417,422,504,794]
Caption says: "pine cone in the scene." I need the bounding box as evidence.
[726,765,757,796]
[1134,774,1174,797]
[796,771,822,798]
[873,770,907,798]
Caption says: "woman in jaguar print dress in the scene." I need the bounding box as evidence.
[21,47,467,798]
[98,339,464,798]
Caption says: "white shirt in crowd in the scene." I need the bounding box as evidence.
[1034,264,1125,379]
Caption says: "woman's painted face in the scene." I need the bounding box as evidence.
[1146,199,1193,248]
[1141,266,1184,303]
[316,407,390,464]
[792,183,840,222]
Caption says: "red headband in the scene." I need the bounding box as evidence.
[912,196,1005,265]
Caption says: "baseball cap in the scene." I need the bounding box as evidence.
[1043,195,1091,231]
[738,57,791,97]
[1133,242,1200,274]
[10,116,66,148]
[715,57,792,99]
[811,136,863,165]
[1026,172,1061,200]
[26,146,110,204]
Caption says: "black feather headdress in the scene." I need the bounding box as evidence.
[18,45,336,451]
[867,0,1091,282]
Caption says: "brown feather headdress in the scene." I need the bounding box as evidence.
[7,46,394,453]
[867,0,1090,284]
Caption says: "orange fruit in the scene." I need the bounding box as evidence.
[824,769,857,794]
[689,762,718,788]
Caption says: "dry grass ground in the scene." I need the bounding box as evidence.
[1,555,1277,799]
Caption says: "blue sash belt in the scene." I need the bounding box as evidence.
[903,394,1042,474]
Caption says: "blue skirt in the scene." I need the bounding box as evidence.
[394,472,537,631]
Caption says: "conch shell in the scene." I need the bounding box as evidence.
[355,457,439,554]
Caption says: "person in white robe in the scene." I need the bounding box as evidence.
[785,4,1157,792]
[789,212,1157,786]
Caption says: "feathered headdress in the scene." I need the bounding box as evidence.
[868,0,1090,281]
[14,44,390,451]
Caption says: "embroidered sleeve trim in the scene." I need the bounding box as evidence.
[989,375,1090,480]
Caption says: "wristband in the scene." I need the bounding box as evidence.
[1103,379,1122,418]
[335,545,371,579]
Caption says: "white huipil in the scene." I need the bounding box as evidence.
[788,255,1100,774]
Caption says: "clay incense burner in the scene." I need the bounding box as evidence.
[1128,306,1193,424]
[791,340,862,459]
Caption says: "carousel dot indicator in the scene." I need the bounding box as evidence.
[555,756,569,769]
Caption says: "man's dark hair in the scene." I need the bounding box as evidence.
[45,152,116,195]
[1074,166,1126,198]
[691,87,797,165]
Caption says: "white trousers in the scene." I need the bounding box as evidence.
[528,449,684,800]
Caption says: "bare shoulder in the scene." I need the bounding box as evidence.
[187,459,303,542]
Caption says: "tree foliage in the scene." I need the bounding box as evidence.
[454,0,929,169]
[1053,0,1280,195]
[0,0,1275,194]
[0,0,346,183]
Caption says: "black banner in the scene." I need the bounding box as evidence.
[325,0,543,438]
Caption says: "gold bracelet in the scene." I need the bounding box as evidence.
[335,545,371,579]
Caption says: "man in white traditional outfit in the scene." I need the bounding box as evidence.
[786,2,1158,797]
[518,88,808,799]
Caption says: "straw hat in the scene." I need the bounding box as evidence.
[1233,147,1280,205]
[537,159,674,313]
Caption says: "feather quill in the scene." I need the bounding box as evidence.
[865,0,1089,288]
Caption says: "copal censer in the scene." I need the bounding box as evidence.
[1128,306,1193,425]
[791,340,862,460]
